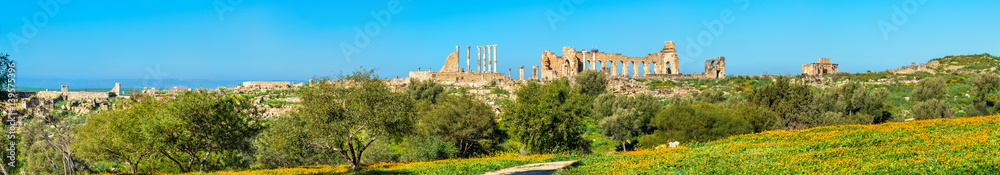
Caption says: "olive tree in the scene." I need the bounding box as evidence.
[501,79,590,154]
[293,69,415,170]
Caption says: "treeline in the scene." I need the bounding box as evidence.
[9,69,1000,174]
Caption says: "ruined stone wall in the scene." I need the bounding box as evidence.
[408,71,509,84]
[34,91,110,101]
[439,46,462,72]
[67,92,110,101]
[540,41,680,79]
[241,81,291,90]
[802,58,839,75]
[889,60,939,74]
[705,57,726,78]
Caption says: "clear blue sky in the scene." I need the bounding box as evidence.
[2,0,998,84]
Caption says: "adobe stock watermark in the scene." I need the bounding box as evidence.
[340,0,409,63]
[143,64,170,89]
[683,0,750,64]
[7,0,71,54]
[214,0,243,21]
[545,0,585,31]
[2,57,17,170]
[877,0,927,41]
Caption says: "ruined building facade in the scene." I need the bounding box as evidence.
[538,41,727,79]
[408,45,508,83]
[802,58,838,75]
[539,41,680,79]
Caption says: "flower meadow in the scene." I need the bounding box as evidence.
[194,115,999,174]
[560,115,1000,174]
[191,153,576,175]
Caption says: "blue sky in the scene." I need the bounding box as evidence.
[2,0,999,88]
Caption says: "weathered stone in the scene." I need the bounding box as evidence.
[439,46,462,72]
[802,58,839,75]
[540,41,681,78]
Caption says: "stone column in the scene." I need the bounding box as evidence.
[487,45,493,73]
[610,62,616,76]
[644,63,650,75]
[622,62,629,77]
[476,46,483,73]
[466,46,471,73]
[519,65,525,80]
[633,62,639,77]
[532,66,538,80]
[493,45,498,73]
[591,51,597,70]
[508,68,511,78]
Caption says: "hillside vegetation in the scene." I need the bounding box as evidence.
[198,115,999,174]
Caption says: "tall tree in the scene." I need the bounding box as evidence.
[575,70,608,96]
[73,97,160,173]
[910,77,947,102]
[968,74,1000,116]
[501,79,590,154]
[417,93,500,158]
[150,90,262,173]
[747,76,813,129]
[295,69,415,170]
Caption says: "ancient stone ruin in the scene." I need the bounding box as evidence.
[539,41,680,80]
[408,45,508,83]
[802,58,839,75]
[537,41,727,79]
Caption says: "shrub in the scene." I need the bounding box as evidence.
[501,79,591,154]
[575,70,608,96]
[399,137,458,162]
[910,77,947,102]
[912,99,955,120]
[644,102,753,144]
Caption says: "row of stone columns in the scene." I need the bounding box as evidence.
[474,45,498,73]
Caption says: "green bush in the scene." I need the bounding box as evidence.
[501,79,591,154]
[643,102,753,144]
[910,77,947,102]
[912,99,955,120]
[399,137,458,162]
[575,70,608,96]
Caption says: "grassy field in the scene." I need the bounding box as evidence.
[560,115,1000,174]
[195,115,999,174]
[192,153,577,175]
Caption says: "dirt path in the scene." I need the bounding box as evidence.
[482,160,578,175]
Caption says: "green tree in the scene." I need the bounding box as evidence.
[73,97,160,173]
[968,74,1000,116]
[645,102,753,143]
[407,79,445,103]
[255,114,340,168]
[292,69,415,170]
[591,93,661,134]
[575,70,608,96]
[747,76,813,129]
[694,89,726,103]
[501,79,590,154]
[910,77,947,102]
[912,99,955,120]
[150,90,262,173]
[416,93,501,158]
[810,82,890,126]
[598,108,642,152]
[20,111,87,174]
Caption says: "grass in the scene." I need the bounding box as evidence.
[193,115,1000,174]
[194,154,577,175]
[558,115,1000,174]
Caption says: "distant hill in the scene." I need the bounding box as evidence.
[888,53,998,75]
